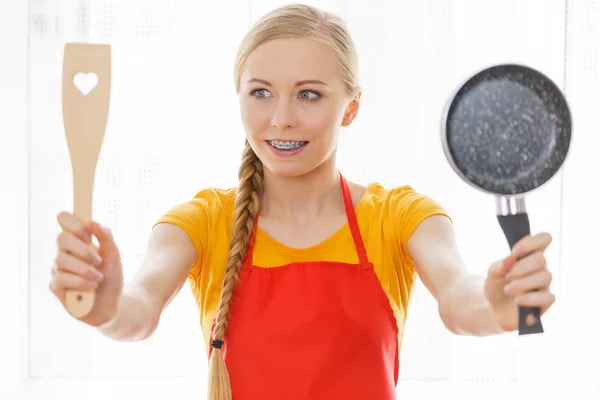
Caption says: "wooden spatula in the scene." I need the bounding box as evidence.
[62,43,111,318]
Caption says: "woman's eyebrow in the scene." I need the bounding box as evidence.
[246,78,328,87]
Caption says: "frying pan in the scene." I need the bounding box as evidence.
[440,64,572,335]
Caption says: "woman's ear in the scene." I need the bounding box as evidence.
[342,92,361,127]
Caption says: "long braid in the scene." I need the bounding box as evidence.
[207,139,263,400]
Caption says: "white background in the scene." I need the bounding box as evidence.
[1,0,599,399]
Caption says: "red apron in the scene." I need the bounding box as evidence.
[215,175,399,399]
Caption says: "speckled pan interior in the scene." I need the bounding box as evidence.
[444,64,572,195]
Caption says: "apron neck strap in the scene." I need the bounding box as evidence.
[339,172,370,265]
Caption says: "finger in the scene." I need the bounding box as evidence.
[90,221,119,260]
[56,231,103,266]
[512,232,552,259]
[504,270,552,296]
[506,251,546,280]
[90,221,114,246]
[57,211,92,243]
[488,254,517,278]
[55,251,104,283]
[516,291,556,311]
[49,271,99,293]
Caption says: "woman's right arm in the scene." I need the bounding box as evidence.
[51,212,197,342]
[97,223,197,341]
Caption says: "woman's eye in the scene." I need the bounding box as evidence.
[251,89,272,98]
[299,91,320,101]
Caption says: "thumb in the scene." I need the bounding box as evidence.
[89,220,118,254]
[488,254,517,279]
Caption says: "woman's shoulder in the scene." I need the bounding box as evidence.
[190,186,237,209]
[156,186,237,226]
[356,179,449,221]
[348,180,450,255]
[352,180,438,210]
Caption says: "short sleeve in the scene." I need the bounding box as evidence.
[393,186,452,249]
[152,190,213,280]
[386,186,452,279]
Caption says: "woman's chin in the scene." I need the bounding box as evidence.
[262,161,313,178]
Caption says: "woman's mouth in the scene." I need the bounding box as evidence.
[265,140,309,156]
[266,140,309,151]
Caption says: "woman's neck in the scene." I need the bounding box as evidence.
[259,158,344,222]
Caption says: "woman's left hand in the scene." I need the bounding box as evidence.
[483,232,556,332]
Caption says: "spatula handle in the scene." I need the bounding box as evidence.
[66,290,96,319]
[66,166,96,318]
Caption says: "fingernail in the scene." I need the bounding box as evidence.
[93,269,104,281]
[87,280,99,288]
[94,254,103,265]
[504,283,514,294]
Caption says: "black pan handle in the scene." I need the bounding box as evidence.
[496,212,544,335]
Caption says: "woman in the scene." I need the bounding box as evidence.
[50,4,555,400]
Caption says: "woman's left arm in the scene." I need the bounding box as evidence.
[407,215,555,336]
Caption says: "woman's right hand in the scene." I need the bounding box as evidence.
[50,211,124,327]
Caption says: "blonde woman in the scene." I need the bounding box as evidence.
[50,4,556,400]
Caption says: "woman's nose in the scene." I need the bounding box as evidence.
[271,100,297,131]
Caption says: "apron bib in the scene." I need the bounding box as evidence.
[213,175,399,399]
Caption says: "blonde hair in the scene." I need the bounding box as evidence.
[207,4,360,400]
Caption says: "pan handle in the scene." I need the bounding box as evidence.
[496,212,544,335]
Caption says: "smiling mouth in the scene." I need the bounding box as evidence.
[266,140,309,151]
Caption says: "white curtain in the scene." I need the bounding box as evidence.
[1,0,598,399]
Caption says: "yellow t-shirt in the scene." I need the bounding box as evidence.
[154,182,450,353]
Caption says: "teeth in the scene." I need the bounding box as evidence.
[268,140,307,150]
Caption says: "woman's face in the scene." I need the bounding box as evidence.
[238,37,360,177]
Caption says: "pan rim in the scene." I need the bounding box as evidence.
[440,62,573,198]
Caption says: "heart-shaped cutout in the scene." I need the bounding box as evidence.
[73,72,99,96]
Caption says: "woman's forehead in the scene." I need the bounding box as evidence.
[241,37,340,86]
